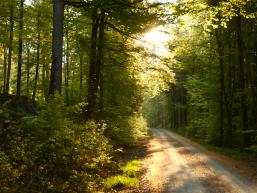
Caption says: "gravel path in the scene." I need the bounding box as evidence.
[142,128,257,193]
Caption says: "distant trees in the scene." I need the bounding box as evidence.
[144,0,257,151]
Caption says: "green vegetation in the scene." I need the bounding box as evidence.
[0,0,172,192]
[0,96,113,192]
[121,160,142,177]
[105,160,141,190]
[105,175,140,189]
[143,0,257,154]
[1,0,257,192]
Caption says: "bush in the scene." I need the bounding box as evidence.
[107,114,148,146]
[0,95,113,193]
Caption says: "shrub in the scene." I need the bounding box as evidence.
[0,95,113,193]
[107,114,148,146]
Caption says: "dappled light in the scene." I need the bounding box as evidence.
[141,27,172,56]
[1,0,257,192]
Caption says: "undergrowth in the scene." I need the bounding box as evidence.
[105,160,142,190]
[0,94,148,192]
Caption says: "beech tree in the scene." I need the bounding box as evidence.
[49,0,64,95]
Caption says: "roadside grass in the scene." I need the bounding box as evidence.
[121,160,141,177]
[105,160,141,190]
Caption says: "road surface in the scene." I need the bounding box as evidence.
[142,128,257,193]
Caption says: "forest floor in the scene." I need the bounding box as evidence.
[118,128,257,193]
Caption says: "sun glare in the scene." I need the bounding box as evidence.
[139,27,171,56]
[144,30,170,43]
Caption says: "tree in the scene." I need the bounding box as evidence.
[49,0,64,95]
[5,0,14,94]
[16,0,24,97]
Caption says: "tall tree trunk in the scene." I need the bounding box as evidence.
[45,58,50,100]
[49,0,64,96]
[32,14,40,101]
[236,14,249,147]
[17,0,24,97]
[85,9,99,119]
[3,47,7,93]
[26,48,30,97]
[79,51,83,98]
[99,70,104,112]
[97,11,105,113]
[215,30,226,145]
[5,0,14,95]
[42,56,46,101]
[226,30,233,146]
[64,23,69,103]
[86,10,105,118]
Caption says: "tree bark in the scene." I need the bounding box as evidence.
[17,0,24,97]
[79,51,83,98]
[32,14,40,101]
[42,56,46,101]
[85,9,99,118]
[86,10,105,118]
[49,0,64,96]
[5,0,14,95]
[64,21,69,103]
[97,11,105,113]
[26,48,30,97]
[225,30,233,146]
[215,30,226,145]
[236,14,249,147]
[3,47,7,93]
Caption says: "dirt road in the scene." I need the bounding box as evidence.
[142,129,257,193]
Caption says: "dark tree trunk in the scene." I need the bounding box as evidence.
[32,14,40,101]
[97,11,105,113]
[236,14,249,147]
[49,0,64,96]
[42,56,46,101]
[99,70,104,112]
[26,48,30,97]
[215,30,226,145]
[3,47,7,93]
[64,24,69,103]
[225,30,233,146]
[45,58,50,100]
[79,51,83,98]
[5,0,14,94]
[17,0,24,97]
[85,9,99,118]
[86,10,105,118]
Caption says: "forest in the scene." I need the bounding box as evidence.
[0,0,257,192]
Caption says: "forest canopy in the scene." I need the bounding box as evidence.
[1,0,257,192]
[0,0,173,192]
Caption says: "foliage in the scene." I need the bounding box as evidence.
[0,95,113,193]
[121,160,141,177]
[143,0,257,152]
[105,175,139,189]
[104,160,141,190]
[107,114,148,146]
